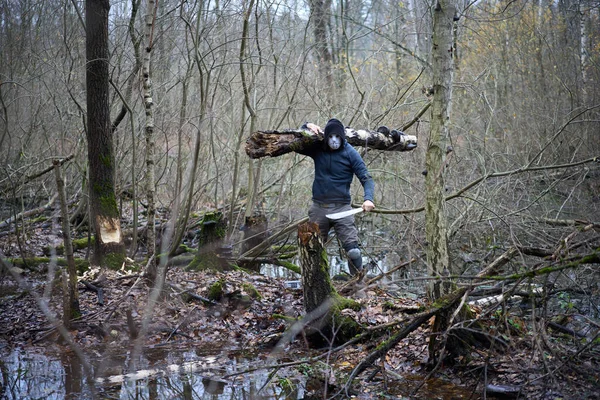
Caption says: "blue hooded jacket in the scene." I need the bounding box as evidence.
[299,119,375,205]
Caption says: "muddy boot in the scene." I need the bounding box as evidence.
[346,247,363,276]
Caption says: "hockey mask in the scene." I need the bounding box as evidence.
[328,133,342,150]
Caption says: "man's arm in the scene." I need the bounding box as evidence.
[348,147,375,211]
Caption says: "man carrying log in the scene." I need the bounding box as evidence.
[298,118,375,275]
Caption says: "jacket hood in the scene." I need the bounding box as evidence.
[324,118,346,141]
[323,118,346,151]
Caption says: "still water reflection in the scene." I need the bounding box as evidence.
[1,256,426,399]
[0,345,302,399]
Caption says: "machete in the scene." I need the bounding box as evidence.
[325,207,364,220]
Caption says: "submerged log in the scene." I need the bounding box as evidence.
[245,126,418,159]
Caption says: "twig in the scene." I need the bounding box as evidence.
[0,194,58,229]
[80,280,104,306]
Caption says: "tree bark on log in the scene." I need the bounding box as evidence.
[245,127,417,159]
[298,222,335,314]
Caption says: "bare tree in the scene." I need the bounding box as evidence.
[85,0,126,267]
[142,0,159,283]
[425,0,456,362]
[309,0,334,87]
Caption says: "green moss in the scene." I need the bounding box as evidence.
[276,377,296,395]
[7,257,89,274]
[332,293,361,311]
[100,153,111,167]
[44,237,95,256]
[91,181,119,217]
[177,244,195,254]
[242,283,262,299]
[429,289,468,315]
[332,312,360,339]
[99,193,119,216]
[208,279,224,301]
[271,244,297,253]
[277,261,301,274]
[74,237,94,249]
[187,253,222,271]
[103,252,125,270]
[197,212,226,245]
[272,313,298,322]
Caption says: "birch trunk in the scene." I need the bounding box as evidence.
[142,0,157,282]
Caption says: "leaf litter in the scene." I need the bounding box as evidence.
[1,252,599,398]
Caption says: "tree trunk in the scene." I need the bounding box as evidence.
[308,0,333,88]
[239,0,262,221]
[188,212,229,271]
[142,0,158,284]
[85,0,125,268]
[298,222,360,346]
[239,214,268,271]
[425,0,456,363]
[54,160,80,326]
[426,0,455,300]
[246,127,417,159]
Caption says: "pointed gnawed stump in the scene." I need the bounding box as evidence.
[297,222,360,346]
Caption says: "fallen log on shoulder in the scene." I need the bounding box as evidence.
[245,126,417,159]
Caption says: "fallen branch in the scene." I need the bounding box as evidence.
[345,247,520,389]
[0,194,58,230]
[80,280,104,306]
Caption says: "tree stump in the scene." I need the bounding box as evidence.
[298,222,360,345]
[188,212,230,271]
[239,214,268,271]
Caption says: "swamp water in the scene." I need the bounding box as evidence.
[1,344,307,399]
[0,258,440,399]
[0,344,481,399]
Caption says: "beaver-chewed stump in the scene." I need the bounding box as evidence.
[297,221,361,346]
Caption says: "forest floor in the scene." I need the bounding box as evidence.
[1,226,599,399]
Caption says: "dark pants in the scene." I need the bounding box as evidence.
[308,202,358,247]
[308,202,362,274]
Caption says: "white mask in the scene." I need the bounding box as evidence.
[327,134,342,150]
